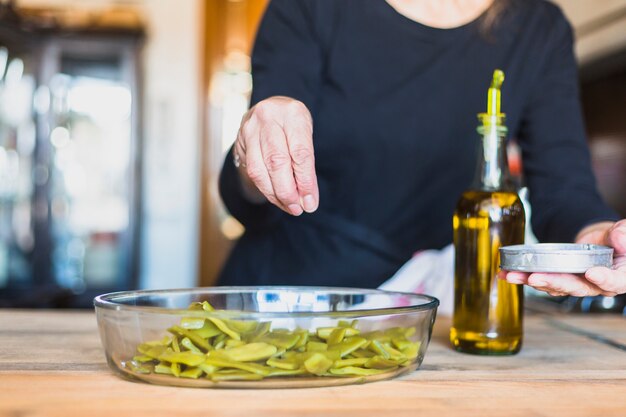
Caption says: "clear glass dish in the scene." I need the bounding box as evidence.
[94,286,439,388]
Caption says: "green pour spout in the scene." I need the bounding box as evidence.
[478,69,506,132]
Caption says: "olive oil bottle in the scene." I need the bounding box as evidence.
[450,70,525,355]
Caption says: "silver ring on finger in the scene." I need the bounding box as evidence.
[233,151,245,168]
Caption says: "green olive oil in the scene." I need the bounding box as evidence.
[450,70,526,355]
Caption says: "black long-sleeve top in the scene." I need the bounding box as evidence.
[218,0,619,287]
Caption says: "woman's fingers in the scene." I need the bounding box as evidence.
[585,267,624,296]
[283,101,318,213]
[606,219,626,255]
[259,121,303,216]
[526,272,605,297]
[236,97,318,216]
[500,269,617,297]
[244,125,284,209]
[498,270,528,284]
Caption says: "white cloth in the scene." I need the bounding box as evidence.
[378,244,455,316]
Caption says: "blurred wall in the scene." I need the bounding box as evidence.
[552,0,626,65]
[139,0,202,290]
[18,0,204,290]
[198,0,267,287]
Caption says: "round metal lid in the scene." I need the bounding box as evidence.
[499,243,614,273]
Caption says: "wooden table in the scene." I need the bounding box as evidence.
[1,308,625,417]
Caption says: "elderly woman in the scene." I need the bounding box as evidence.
[218,0,626,298]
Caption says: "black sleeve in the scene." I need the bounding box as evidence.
[518,8,620,242]
[218,0,325,230]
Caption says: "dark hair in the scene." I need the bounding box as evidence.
[479,0,510,37]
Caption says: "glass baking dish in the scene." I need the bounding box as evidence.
[94,286,439,388]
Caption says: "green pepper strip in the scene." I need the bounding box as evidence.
[158,351,206,367]
[368,340,390,359]
[306,341,328,352]
[201,301,215,312]
[401,342,420,359]
[316,327,336,340]
[350,349,376,358]
[192,320,222,339]
[180,367,204,379]
[180,317,206,329]
[257,332,301,350]
[243,322,269,342]
[207,318,240,341]
[128,361,151,374]
[171,362,181,377]
[266,368,307,377]
[204,353,272,376]
[225,339,246,349]
[180,337,203,354]
[198,363,220,375]
[168,326,213,352]
[143,335,171,347]
[224,319,259,333]
[333,357,369,368]
[303,353,334,376]
[154,363,174,375]
[137,344,167,360]
[266,357,300,370]
[292,330,309,349]
[328,337,368,358]
[327,328,347,345]
[364,356,402,369]
[171,335,181,353]
[223,342,277,362]
[391,337,411,351]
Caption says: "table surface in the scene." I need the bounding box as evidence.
[1,307,625,417]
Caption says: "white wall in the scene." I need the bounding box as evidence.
[138,0,202,289]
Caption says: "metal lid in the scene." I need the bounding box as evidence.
[499,243,614,273]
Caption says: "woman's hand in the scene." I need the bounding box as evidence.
[233,96,319,216]
[499,220,626,297]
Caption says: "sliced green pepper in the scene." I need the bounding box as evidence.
[136,344,167,360]
[180,317,206,329]
[306,341,328,352]
[158,350,206,366]
[207,318,240,341]
[180,337,203,354]
[266,357,300,370]
[180,366,204,379]
[223,342,277,362]
[327,328,347,345]
[350,349,376,358]
[132,303,422,382]
[333,357,369,368]
[204,353,272,376]
[257,332,301,350]
[191,320,221,339]
[154,362,174,375]
[364,356,402,369]
[168,325,213,352]
[328,337,368,358]
[224,319,259,334]
[303,353,333,376]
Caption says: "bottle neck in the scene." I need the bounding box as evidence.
[472,124,514,191]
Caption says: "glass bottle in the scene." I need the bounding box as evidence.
[450,70,526,355]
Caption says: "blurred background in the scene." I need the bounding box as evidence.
[0,0,624,309]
